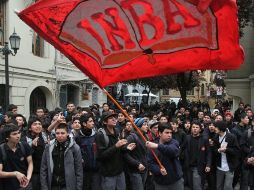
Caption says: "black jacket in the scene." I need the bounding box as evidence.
[172,129,186,160]
[95,127,124,176]
[240,127,254,158]
[124,132,148,173]
[246,146,254,186]
[242,127,254,186]
[148,139,183,185]
[213,132,240,171]
[232,124,250,143]
[183,134,212,175]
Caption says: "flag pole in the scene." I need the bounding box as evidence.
[103,88,164,169]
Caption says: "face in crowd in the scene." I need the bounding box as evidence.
[84,117,95,129]
[55,127,68,143]
[125,121,133,132]
[140,122,149,133]
[72,119,81,130]
[117,113,125,123]
[184,121,191,131]
[241,115,249,125]
[191,123,201,137]
[30,120,43,135]
[159,128,172,143]
[170,122,178,132]
[102,103,109,112]
[36,109,45,118]
[67,103,75,113]
[150,124,159,135]
[159,116,168,124]
[215,115,223,122]
[15,116,25,128]
[208,122,216,133]
[104,115,117,128]
[7,130,21,144]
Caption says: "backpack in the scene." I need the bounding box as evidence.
[98,128,109,147]
[0,142,26,167]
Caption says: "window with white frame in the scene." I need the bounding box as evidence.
[32,32,44,57]
[0,2,4,46]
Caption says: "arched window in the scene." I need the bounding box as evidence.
[32,32,44,57]
[30,87,46,114]
[92,87,99,104]
[60,84,79,108]
[187,88,194,96]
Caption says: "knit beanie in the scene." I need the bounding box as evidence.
[134,118,145,128]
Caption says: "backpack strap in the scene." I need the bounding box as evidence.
[247,128,252,147]
[19,142,26,156]
[0,144,6,163]
[98,128,109,148]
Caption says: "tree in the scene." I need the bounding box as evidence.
[124,71,200,106]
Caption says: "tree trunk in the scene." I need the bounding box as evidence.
[177,72,192,107]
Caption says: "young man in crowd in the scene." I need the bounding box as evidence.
[14,114,27,134]
[183,120,211,190]
[0,124,33,190]
[241,119,254,189]
[232,113,250,190]
[69,117,81,138]
[146,123,184,190]
[171,118,186,156]
[40,123,83,190]
[147,122,159,142]
[3,111,14,125]
[224,112,235,133]
[102,103,110,113]
[76,114,100,190]
[120,120,133,139]
[116,111,126,133]
[213,121,240,190]
[64,102,76,123]
[124,118,149,190]
[8,104,18,115]
[159,115,168,124]
[96,111,135,190]
[203,121,217,190]
[234,102,245,123]
[22,117,48,190]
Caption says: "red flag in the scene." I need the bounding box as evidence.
[18,0,244,88]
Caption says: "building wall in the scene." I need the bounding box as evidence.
[225,26,254,110]
[0,1,56,116]
[0,1,106,116]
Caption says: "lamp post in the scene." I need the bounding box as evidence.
[0,29,21,112]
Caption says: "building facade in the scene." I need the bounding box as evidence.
[225,26,254,110]
[0,1,106,117]
[159,70,224,107]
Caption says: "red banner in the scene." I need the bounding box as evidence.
[19,0,244,87]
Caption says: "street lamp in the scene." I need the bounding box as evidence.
[0,29,21,112]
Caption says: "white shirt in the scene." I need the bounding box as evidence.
[217,132,229,171]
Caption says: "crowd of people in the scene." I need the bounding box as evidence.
[0,100,253,190]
